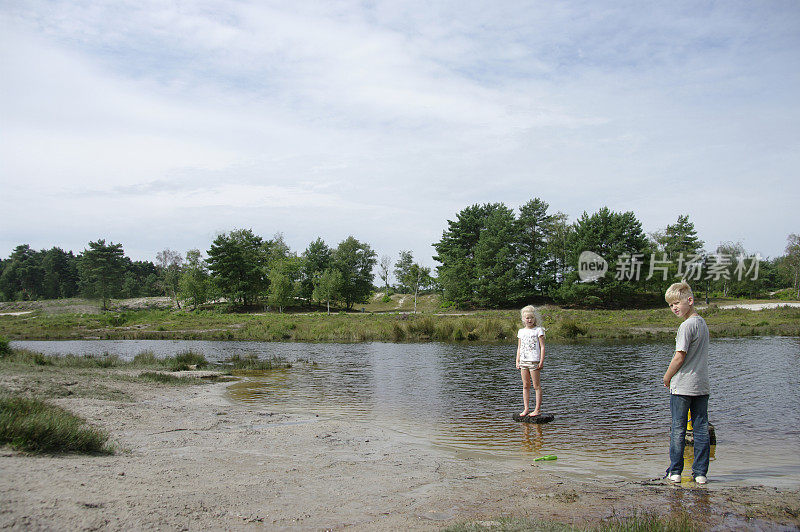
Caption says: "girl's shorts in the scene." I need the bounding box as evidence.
[519,362,540,370]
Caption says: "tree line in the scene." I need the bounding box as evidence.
[433,199,799,308]
[1,201,798,310]
[0,231,409,312]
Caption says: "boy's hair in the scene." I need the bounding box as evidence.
[520,305,542,326]
[665,281,694,304]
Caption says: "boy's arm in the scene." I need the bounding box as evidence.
[537,335,545,369]
[516,338,522,368]
[663,350,686,387]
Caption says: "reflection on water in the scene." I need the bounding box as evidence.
[13,336,800,484]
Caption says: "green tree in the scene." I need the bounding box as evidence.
[393,251,414,293]
[472,204,519,307]
[207,229,266,306]
[403,263,433,314]
[312,268,343,314]
[650,215,705,293]
[179,249,211,310]
[545,212,573,287]
[783,233,800,298]
[300,238,333,303]
[156,248,184,308]
[553,207,651,308]
[0,245,44,300]
[267,269,293,313]
[434,203,511,308]
[41,247,79,299]
[516,198,554,298]
[80,239,125,310]
[332,236,377,310]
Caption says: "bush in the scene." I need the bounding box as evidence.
[132,351,159,366]
[165,351,208,371]
[0,395,111,454]
[381,294,392,303]
[558,318,586,338]
[391,322,406,341]
[0,336,10,356]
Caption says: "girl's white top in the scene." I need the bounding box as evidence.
[517,327,545,363]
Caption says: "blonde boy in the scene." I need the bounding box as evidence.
[516,305,545,417]
[663,281,710,484]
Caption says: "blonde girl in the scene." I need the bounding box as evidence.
[516,305,545,416]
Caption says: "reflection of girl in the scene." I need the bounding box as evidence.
[516,305,545,417]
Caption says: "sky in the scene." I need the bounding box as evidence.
[1,1,799,270]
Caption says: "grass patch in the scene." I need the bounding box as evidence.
[596,511,698,532]
[0,394,111,454]
[222,354,292,375]
[444,511,699,532]
[0,335,10,356]
[164,351,208,371]
[137,371,201,385]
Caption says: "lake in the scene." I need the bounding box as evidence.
[11,336,800,486]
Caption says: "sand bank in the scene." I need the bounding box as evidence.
[1,375,798,530]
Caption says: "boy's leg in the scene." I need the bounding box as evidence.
[520,368,531,415]
[530,369,542,415]
[689,395,710,478]
[669,394,691,476]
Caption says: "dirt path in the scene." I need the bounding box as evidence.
[1,377,798,530]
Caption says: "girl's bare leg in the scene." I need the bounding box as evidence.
[530,368,542,416]
[519,368,531,416]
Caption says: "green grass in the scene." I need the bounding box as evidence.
[444,511,699,532]
[2,298,799,342]
[222,353,292,375]
[137,371,201,384]
[0,394,111,454]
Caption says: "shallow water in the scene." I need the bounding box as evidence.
[12,337,800,485]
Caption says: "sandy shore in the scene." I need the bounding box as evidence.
[1,374,799,531]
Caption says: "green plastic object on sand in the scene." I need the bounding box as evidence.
[533,455,557,461]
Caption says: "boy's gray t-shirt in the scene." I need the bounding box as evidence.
[671,315,710,396]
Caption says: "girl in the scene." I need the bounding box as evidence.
[516,305,545,416]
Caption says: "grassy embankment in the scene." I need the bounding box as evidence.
[1,297,799,342]
[0,342,290,454]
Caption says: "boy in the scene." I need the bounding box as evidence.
[663,281,710,484]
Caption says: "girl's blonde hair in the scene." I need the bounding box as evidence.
[520,305,543,326]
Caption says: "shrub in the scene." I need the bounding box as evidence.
[381,294,392,303]
[166,351,208,371]
[0,336,10,357]
[132,351,159,366]
[391,322,406,341]
[434,321,454,341]
[0,395,110,454]
[558,318,586,338]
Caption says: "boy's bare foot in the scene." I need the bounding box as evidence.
[519,410,529,416]
[529,411,541,417]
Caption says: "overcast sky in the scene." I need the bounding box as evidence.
[2,1,799,269]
